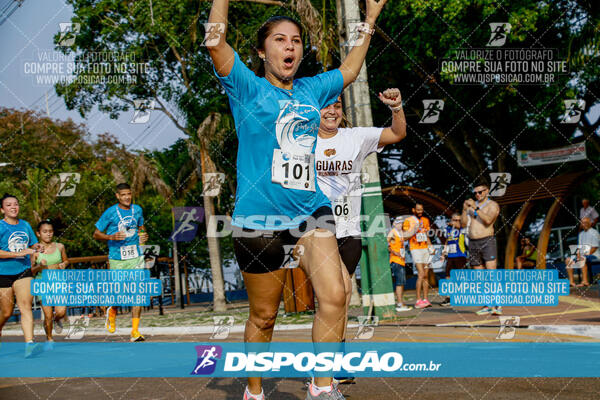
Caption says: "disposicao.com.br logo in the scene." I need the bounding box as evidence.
[189,344,442,377]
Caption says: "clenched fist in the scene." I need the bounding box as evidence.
[378,88,402,109]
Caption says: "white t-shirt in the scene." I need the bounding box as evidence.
[578,228,600,258]
[316,127,384,238]
[580,206,599,222]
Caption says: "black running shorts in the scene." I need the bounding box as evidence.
[336,236,362,276]
[233,206,336,274]
[0,268,33,288]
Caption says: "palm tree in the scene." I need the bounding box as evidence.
[189,112,227,312]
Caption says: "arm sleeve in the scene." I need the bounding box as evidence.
[213,51,259,101]
[592,208,599,220]
[302,69,344,109]
[95,210,109,232]
[355,127,385,163]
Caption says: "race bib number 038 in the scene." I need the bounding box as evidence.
[272,149,315,191]
[120,245,139,260]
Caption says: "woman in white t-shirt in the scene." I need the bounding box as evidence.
[315,88,406,355]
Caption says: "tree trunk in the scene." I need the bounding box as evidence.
[200,146,227,312]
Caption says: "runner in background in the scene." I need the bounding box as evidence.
[403,203,433,309]
[93,183,148,342]
[461,180,501,315]
[0,193,43,357]
[440,213,467,306]
[316,88,406,386]
[207,0,388,398]
[32,219,69,349]
[387,217,411,311]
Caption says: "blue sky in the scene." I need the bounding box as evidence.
[0,0,186,151]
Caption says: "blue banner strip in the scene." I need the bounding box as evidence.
[2,342,600,377]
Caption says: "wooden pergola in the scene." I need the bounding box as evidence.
[497,171,591,269]
[381,185,455,218]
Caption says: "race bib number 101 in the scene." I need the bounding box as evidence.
[272,149,315,192]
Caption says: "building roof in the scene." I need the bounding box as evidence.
[494,171,591,206]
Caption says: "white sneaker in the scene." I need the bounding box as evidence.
[243,386,265,400]
[395,304,412,312]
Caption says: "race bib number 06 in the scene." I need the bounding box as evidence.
[272,149,315,191]
[416,232,427,242]
[333,197,352,222]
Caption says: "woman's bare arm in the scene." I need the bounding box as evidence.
[207,0,236,77]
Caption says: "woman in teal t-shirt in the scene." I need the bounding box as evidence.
[32,219,69,348]
[208,1,388,399]
[0,193,42,357]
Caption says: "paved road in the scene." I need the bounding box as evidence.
[1,376,598,399]
[1,325,598,399]
[2,292,599,399]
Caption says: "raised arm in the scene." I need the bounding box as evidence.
[476,201,500,227]
[461,199,475,228]
[339,0,388,88]
[377,88,406,146]
[207,0,235,77]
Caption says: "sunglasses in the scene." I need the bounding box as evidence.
[473,189,486,195]
[451,219,461,222]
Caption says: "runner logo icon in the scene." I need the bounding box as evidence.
[419,100,444,124]
[191,345,222,375]
[58,23,80,47]
[487,23,511,47]
[202,23,225,47]
[489,172,511,197]
[560,99,585,124]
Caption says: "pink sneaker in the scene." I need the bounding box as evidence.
[422,299,432,308]
[414,300,426,309]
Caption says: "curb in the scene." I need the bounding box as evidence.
[1,323,361,337]
[527,325,600,339]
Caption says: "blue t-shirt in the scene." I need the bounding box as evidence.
[445,226,467,258]
[215,51,344,230]
[0,219,38,275]
[95,204,144,260]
